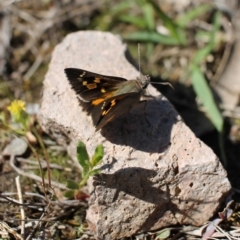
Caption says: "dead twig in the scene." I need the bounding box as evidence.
[15,175,25,237]
[17,157,66,171]
[0,221,23,240]
[9,155,68,190]
[25,201,51,240]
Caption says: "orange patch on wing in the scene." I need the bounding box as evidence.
[82,81,87,85]
[87,83,97,89]
[102,100,116,116]
[92,98,104,105]
[94,78,101,83]
[103,91,115,99]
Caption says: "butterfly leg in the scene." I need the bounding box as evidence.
[143,100,151,127]
[130,99,151,127]
[141,92,159,126]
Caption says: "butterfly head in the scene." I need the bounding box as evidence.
[137,73,150,90]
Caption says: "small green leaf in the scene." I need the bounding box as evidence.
[91,144,104,166]
[77,224,84,236]
[66,179,79,190]
[77,141,90,174]
[89,168,102,176]
[0,112,6,124]
[190,66,223,132]
[155,228,171,239]
[64,190,75,199]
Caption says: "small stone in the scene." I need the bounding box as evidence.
[3,137,28,156]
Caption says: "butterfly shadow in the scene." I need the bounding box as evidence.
[93,167,209,231]
[100,95,178,153]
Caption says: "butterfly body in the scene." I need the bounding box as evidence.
[64,68,150,130]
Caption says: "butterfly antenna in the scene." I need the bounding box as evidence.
[137,43,173,89]
[138,43,141,74]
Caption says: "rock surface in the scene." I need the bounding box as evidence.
[38,31,231,240]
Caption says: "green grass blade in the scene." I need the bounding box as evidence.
[193,11,221,65]
[124,31,179,45]
[110,1,133,14]
[146,0,187,45]
[94,1,133,31]
[209,10,221,47]
[190,66,223,132]
[177,4,213,27]
[218,132,227,166]
[195,30,212,43]
[119,15,147,28]
[193,45,212,66]
[142,3,155,31]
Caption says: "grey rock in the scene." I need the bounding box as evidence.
[37,31,231,240]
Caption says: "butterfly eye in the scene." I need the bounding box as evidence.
[142,82,149,89]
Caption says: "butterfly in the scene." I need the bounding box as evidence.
[64,68,151,130]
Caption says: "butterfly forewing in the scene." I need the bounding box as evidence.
[65,68,128,101]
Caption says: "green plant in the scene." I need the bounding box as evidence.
[189,11,226,165]
[189,10,223,133]
[1,99,58,193]
[121,0,186,45]
[65,141,104,199]
[77,141,104,188]
[4,99,30,135]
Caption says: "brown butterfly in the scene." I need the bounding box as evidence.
[64,68,151,130]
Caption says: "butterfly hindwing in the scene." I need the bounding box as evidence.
[91,93,142,130]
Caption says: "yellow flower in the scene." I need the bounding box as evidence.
[7,100,26,117]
